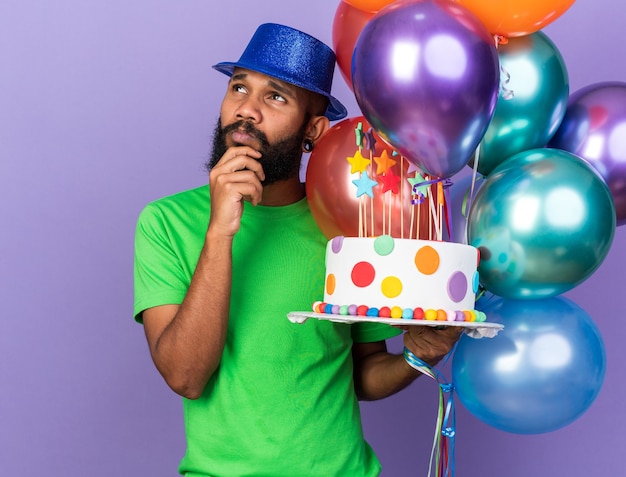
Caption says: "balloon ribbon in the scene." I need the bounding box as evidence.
[404,347,456,477]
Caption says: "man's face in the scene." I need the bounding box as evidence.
[207,69,312,185]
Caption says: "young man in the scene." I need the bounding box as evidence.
[134,23,460,476]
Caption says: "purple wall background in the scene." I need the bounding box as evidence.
[2,1,624,475]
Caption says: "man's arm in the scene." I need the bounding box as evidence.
[142,230,234,399]
[142,146,264,400]
[352,327,462,401]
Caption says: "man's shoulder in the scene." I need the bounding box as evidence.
[142,184,208,213]
[148,184,209,207]
[138,184,210,227]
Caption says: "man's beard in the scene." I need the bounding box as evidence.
[206,118,307,185]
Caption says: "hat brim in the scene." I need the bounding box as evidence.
[213,62,347,121]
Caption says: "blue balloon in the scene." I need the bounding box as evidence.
[468,148,615,299]
[474,31,569,176]
[452,296,606,434]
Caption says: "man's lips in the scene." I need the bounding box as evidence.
[230,129,260,147]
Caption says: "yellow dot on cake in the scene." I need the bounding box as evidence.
[381,276,402,298]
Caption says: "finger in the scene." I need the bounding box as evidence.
[214,146,262,169]
[221,145,262,161]
[213,149,265,182]
[212,170,264,205]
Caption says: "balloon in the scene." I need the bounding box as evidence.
[468,148,615,299]
[342,0,396,13]
[451,0,575,37]
[306,116,433,239]
[549,82,626,226]
[452,295,606,434]
[474,31,569,176]
[332,1,375,90]
[352,0,499,179]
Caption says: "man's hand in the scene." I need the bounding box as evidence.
[402,325,463,367]
[208,146,265,237]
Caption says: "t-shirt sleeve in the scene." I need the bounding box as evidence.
[351,321,402,343]
[133,203,188,323]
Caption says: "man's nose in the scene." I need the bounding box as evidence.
[235,95,262,123]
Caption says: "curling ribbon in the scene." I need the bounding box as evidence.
[411,178,452,205]
[404,347,456,477]
[494,35,515,101]
[499,64,514,100]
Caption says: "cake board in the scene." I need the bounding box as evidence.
[287,312,503,339]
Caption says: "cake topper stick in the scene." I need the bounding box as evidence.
[409,197,415,240]
[426,179,433,241]
[359,196,364,238]
[438,181,444,240]
[416,193,421,240]
[400,154,404,239]
[370,162,376,237]
[364,128,378,238]
[388,191,392,237]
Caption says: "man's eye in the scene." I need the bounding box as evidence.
[271,93,286,102]
[233,84,247,93]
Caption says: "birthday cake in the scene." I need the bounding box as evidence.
[312,234,485,322]
[286,118,500,333]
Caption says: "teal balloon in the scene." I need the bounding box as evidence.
[468,148,615,299]
[452,295,606,434]
[474,31,569,176]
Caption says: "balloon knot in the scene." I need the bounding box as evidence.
[494,34,509,46]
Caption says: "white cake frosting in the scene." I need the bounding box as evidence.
[314,235,484,322]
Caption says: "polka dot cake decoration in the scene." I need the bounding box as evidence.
[319,235,481,320]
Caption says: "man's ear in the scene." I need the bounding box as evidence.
[305,115,331,144]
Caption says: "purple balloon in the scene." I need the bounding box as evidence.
[352,0,499,179]
[549,82,626,226]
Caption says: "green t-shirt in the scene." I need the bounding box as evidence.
[134,185,400,477]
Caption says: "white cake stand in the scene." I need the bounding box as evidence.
[287,312,503,339]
